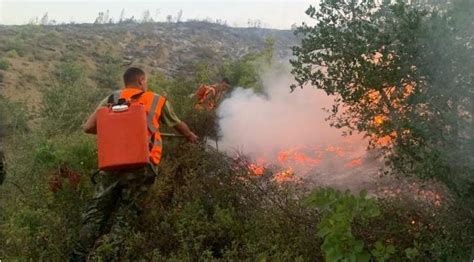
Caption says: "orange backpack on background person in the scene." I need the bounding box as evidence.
[96,89,166,170]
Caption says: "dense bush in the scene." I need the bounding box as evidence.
[220,37,275,93]
[86,143,322,260]
[1,136,471,260]
[1,38,26,57]
[41,60,107,135]
[5,50,18,58]
[0,95,29,138]
[0,132,95,260]
[363,196,473,260]
[94,52,122,90]
[0,58,10,70]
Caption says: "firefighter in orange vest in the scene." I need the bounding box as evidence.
[70,67,198,261]
[194,78,230,110]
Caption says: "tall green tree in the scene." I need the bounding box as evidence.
[291,0,474,196]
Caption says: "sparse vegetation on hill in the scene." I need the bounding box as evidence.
[0,21,295,103]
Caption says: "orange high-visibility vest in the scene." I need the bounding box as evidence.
[107,87,167,165]
[195,84,217,110]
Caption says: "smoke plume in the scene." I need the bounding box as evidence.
[217,66,378,188]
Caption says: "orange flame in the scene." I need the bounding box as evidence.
[277,148,323,166]
[248,163,265,176]
[345,158,363,168]
[244,137,369,183]
[325,146,345,157]
[274,167,295,182]
[374,115,385,126]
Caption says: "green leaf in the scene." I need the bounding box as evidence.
[405,247,419,260]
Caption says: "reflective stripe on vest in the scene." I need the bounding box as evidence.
[147,94,160,133]
[148,95,166,164]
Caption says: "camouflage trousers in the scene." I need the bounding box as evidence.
[70,165,157,262]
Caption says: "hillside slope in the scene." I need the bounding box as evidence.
[0,21,296,103]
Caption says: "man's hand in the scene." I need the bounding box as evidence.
[186,131,199,143]
[174,122,199,143]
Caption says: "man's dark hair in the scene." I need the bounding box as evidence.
[221,77,230,85]
[123,67,145,85]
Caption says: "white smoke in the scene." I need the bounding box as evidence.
[217,66,379,189]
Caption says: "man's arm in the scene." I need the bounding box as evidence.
[174,121,198,143]
[82,97,108,134]
[82,109,98,134]
[160,101,198,143]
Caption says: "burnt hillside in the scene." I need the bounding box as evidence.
[0,21,296,103]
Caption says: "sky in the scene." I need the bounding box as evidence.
[0,0,317,29]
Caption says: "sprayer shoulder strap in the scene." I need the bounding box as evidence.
[129,91,145,102]
[107,90,145,105]
[107,90,121,105]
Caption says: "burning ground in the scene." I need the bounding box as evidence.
[218,66,374,188]
[216,66,446,205]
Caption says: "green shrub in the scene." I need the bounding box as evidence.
[0,132,96,260]
[94,53,122,90]
[359,196,474,260]
[305,189,380,261]
[303,187,473,261]
[2,38,25,57]
[41,61,107,135]
[5,50,18,58]
[220,37,275,93]
[0,96,29,137]
[0,59,10,70]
